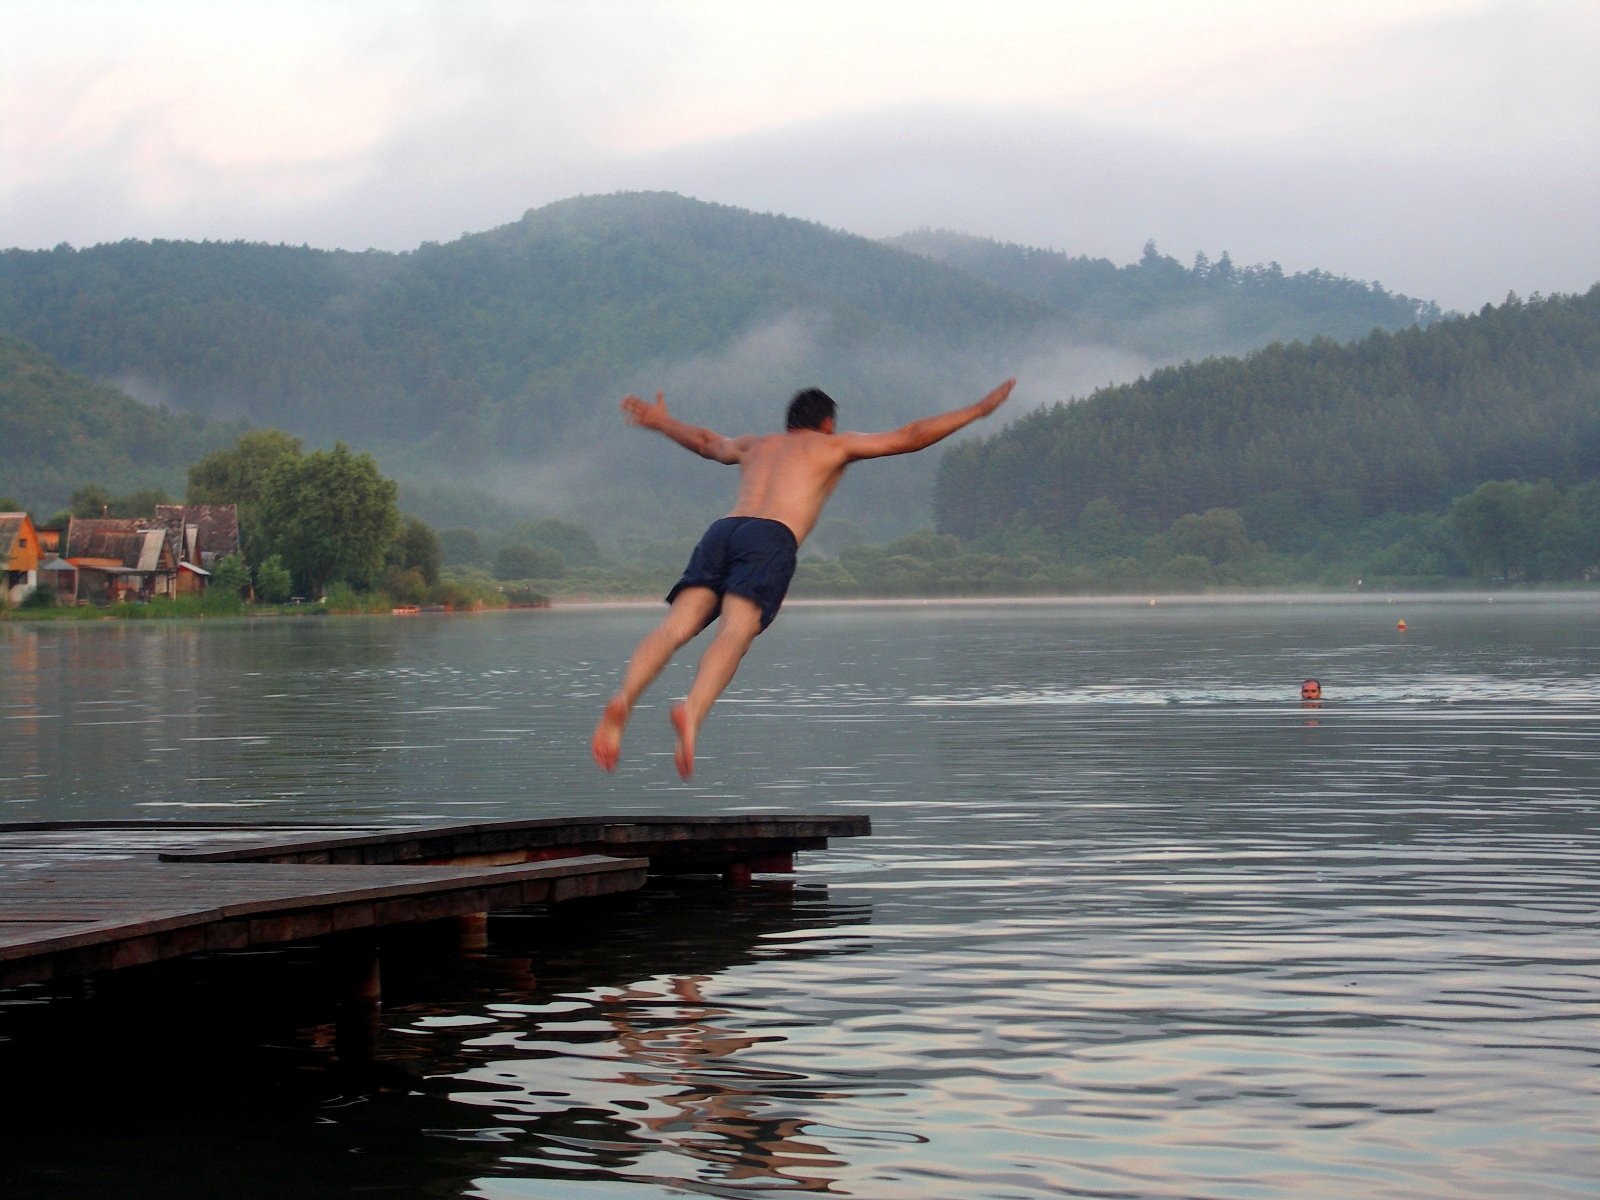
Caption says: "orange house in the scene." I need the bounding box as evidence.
[1,512,41,605]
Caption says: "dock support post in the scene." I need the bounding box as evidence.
[456,911,489,956]
[723,862,752,887]
[336,939,382,1063]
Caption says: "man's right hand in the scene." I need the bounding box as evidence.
[621,390,668,429]
[976,378,1016,417]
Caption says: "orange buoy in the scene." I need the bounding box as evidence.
[1397,619,1407,631]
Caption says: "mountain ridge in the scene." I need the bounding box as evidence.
[0,191,1444,535]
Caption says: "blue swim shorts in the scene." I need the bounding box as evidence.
[666,516,799,632]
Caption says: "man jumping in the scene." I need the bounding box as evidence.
[592,379,1016,779]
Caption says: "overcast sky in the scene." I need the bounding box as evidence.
[3,0,1596,310]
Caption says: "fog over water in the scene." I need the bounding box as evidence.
[3,597,1597,1198]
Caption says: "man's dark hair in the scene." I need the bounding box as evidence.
[786,388,837,431]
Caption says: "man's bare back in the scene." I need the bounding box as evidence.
[598,379,1015,778]
[722,429,847,545]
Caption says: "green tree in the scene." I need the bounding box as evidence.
[67,484,172,517]
[381,565,429,604]
[209,553,250,597]
[512,518,602,568]
[1165,508,1257,565]
[494,544,565,580]
[187,429,304,561]
[1451,480,1561,580]
[69,484,112,517]
[1535,481,1600,580]
[884,529,961,560]
[1156,554,1214,591]
[188,429,303,508]
[255,443,400,597]
[252,554,292,603]
[389,516,442,584]
[20,583,58,609]
[439,527,487,566]
[1074,498,1136,560]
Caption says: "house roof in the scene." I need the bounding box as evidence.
[66,518,142,559]
[0,513,31,546]
[153,505,241,561]
[135,528,166,572]
[39,556,76,572]
[66,519,178,571]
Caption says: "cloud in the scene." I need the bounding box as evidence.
[605,103,1600,311]
[2,1,1597,309]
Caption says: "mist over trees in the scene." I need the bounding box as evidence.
[0,332,240,511]
[935,288,1600,556]
[890,231,1440,357]
[0,192,1441,541]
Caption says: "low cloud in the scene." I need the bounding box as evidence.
[646,309,830,428]
[1010,339,1162,412]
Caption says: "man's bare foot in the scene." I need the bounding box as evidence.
[670,703,695,780]
[592,697,629,771]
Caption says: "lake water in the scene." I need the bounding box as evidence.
[2,598,1599,1199]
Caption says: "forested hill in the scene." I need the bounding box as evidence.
[935,288,1600,546]
[0,333,240,510]
[0,193,1056,459]
[889,230,1441,359]
[0,191,1443,538]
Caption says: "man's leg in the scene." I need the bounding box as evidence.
[592,586,720,770]
[670,593,764,780]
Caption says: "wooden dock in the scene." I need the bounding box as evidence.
[0,814,869,992]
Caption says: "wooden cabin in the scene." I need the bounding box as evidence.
[154,504,241,570]
[65,519,180,604]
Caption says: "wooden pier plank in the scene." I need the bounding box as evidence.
[0,855,648,987]
[149,813,871,869]
[0,814,869,990]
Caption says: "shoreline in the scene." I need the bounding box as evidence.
[7,586,1599,626]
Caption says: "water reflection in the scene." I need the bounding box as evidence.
[0,880,871,1200]
[4,600,1600,1197]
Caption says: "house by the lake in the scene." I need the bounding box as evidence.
[65,518,180,605]
[1,512,41,605]
[4,505,243,606]
[154,504,241,570]
[154,504,240,594]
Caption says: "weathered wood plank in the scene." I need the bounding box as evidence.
[141,814,870,865]
[0,813,865,991]
[0,855,646,983]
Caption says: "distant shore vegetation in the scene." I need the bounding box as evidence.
[11,457,1598,623]
[426,472,1600,603]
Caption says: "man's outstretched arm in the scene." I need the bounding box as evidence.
[837,378,1015,461]
[621,391,752,464]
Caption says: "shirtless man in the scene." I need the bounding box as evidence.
[592,379,1016,778]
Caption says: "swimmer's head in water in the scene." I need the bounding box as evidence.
[786,388,837,432]
[1301,679,1322,700]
